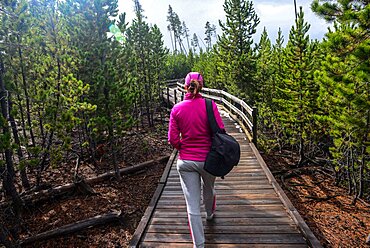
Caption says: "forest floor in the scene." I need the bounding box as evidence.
[2,124,369,247]
[262,152,370,248]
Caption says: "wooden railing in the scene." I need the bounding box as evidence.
[162,79,258,146]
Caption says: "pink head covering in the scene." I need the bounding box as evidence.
[185,72,204,87]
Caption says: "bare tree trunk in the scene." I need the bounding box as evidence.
[346,151,353,195]
[36,130,54,186]
[139,92,144,128]
[8,92,30,190]
[38,109,45,142]
[359,108,370,199]
[82,111,97,166]
[0,59,22,213]
[14,84,28,144]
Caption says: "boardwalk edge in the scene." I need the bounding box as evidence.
[250,143,323,248]
[129,149,178,248]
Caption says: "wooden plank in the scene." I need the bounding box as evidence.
[155,205,286,211]
[146,224,300,234]
[149,217,295,226]
[165,180,271,186]
[140,243,308,248]
[158,194,280,200]
[168,170,264,177]
[167,174,268,180]
[151,210,290,218]
[165,179,269,184]
[164,184,273,190]
[143,233,306,244]
[157,198,283,206]
[161,189,276,195]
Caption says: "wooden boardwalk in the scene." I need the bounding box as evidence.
[130,109,321,247]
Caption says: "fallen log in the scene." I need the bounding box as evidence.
[4,155,170,206]
[87,155,169,184]
[20,211,122,246]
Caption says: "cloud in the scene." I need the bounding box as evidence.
[255,1,331,43]
[118,0,330,49]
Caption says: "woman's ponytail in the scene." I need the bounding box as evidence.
[188,80,202,97]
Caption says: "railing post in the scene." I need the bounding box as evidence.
[252,106,258,147]
[166,87,170,108]
[174,89,177,104]
[181,92,184,101]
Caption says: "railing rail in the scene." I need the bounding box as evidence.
[162,80,258,146]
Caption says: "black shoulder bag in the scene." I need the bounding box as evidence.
[204,99,240,178]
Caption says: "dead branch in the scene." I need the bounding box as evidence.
[279,166,325,194]
[20,211,122,246]
[1,155,170,207]
[304,194,341,202]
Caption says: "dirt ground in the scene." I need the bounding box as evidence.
[5,126,172,248]
[1,126,369,247]
[262,152,370,248]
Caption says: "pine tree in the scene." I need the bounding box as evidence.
[204,21,216,51]
[275,7,320,166]
[216,0,260,103]
[312,0,370,199]
[182,21,191,53]
[167,5,183,54]
[255,27,272,103]
[0,0,31,190]
[191,33,199,53]
[254,27,276,151]
[269,28,287,151]
[127,0,168,128]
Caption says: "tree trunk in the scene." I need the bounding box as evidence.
[8,92,30,190]
[15,87,28,145]
[0,59,22,213]
[20,211,122,246]
[37,109,45,143]
[346,154,353,195]
[17,35,35,147]
[36,130,54,186]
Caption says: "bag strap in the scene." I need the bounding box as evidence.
[205,98,221,135]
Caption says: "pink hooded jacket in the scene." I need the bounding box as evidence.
[168,93,225,161]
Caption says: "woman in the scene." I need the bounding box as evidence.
[168,72,225,248]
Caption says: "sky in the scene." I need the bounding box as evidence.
[117,0,331,50]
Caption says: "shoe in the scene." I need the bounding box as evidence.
[206,213,214,221]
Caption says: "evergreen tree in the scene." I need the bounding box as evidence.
[275,8,320,165]
[0,0,31,190]
[255,27,272,103]
[127,0,168,128]
[216,0,260,103]
[0,1,22,211]
[254,27,275,151]
[269,28,287,151]
[312,0,370,199]
[167,5,183,54]
[191,33,200,53]
[166,53,192,79]
[182,21,191,53]
[204,21,216,51]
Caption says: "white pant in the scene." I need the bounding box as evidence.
[177,159,216,248]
